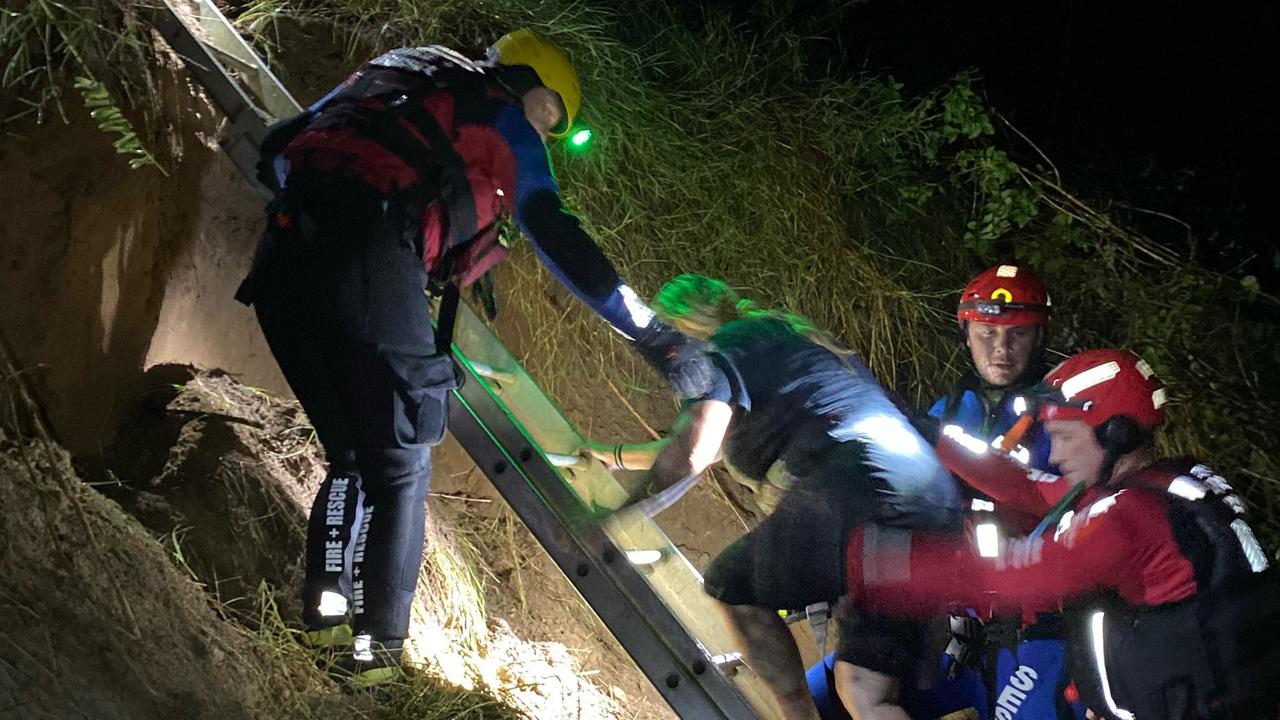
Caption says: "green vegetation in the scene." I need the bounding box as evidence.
[3,0,1275,532]
[74,75,164,172]
[1,0,162,164]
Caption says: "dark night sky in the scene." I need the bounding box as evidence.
[714,0,1280,285]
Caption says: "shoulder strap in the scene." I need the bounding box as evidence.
[336,54,487,248]
[396,98,478,247]
[940,376,978,423]
[470,271,499,321]
[434,281,461,352]
[1027,481,1086,541]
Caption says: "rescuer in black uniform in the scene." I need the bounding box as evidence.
[237,32,711,683]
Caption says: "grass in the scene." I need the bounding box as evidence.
[4,0,1277,539]
[1,0,161,157]
[260,0,1280,538]
[73,74,164,172]
[242,582,525,720]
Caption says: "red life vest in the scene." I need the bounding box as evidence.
[1069,461,1280,720]
[282,47,518,289]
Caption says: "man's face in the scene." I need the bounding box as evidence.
[521,86,564,140]
[1045,419,1107,486]
[966,322,1039,387]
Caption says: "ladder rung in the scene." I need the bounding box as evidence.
[469,361,518,387]
[623,548,667,566]
[544,452,589,470]
[711,652,746,676]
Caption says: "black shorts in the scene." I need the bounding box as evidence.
[703,450,959,612]
[702,455,883,610]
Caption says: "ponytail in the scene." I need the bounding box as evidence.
[655,274,855,362]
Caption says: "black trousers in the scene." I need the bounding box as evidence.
[249,175,455,642]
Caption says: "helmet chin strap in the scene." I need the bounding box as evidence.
[1098,449,1123,486]
[1027,325,1046,369]
[490,64,543,101]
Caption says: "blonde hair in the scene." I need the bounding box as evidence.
[653,274,854,359]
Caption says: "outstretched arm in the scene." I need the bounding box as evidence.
[847,490,1171,618]
[934,426,1076,516]
[498,109,711,397]
[620,399,734,518]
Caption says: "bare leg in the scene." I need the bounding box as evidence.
[834,660,910,720]
[716,600,821,720]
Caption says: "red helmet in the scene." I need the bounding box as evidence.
[1038,349,1167,430]
[957,265,1051,327]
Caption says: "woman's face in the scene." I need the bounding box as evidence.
[671,314,719,341]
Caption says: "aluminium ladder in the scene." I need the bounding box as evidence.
[148,3,775,717]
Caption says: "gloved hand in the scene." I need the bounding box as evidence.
[910,411,942,445]
[631,319,715,399]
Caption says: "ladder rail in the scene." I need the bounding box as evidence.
[448,361,760,718]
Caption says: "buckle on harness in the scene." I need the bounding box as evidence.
[805,602,832,656]
[781,602,833,657]
[944,614,984,679]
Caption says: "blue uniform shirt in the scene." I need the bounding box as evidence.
[928,376,1055,473]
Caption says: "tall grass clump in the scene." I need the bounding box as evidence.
[1,0,166,167]
[11,0,1279,538]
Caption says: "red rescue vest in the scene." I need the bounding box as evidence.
[284,47,518,289]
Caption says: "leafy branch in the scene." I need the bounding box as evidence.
[73,75,165,174]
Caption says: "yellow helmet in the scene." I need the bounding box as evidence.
[490,29,581,138]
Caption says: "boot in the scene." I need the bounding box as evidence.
[331,635,405,688]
